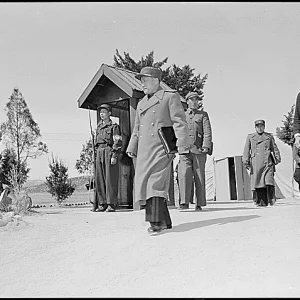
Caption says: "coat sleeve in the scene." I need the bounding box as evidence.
[293,92,300,136]
[202,111,212,149]
[270,136,281,164]
[168,92,191,148]
[242,135,251,164]
[126,106,140,156]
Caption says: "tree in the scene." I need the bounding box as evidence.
[113,49,208,99]
[75,137,94,176]
[276,104,295,148]
[45,156,75,204]
[0,148,29,192]
[276,104,295,197]
[0,88,48,185]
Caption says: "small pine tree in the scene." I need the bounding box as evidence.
[276,104,295,148]
[0,148,29,192]
[276,104,295,197]
[45,156,75,204]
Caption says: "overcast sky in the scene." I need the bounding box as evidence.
[1,2,300,180]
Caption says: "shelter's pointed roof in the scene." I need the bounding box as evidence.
[77,64,184,110]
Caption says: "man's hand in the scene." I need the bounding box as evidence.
[110,157,118,165]
[201,147,209,154]
[295,136,300,149]
[127,152,136,158]
[178,146,190,155]
[244,161,251,170]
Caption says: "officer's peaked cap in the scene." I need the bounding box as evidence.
[185,92,201,101]
[99,104,112,112]
[135,66,162,81]
[254,119,265,126]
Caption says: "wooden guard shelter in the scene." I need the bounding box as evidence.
[77,63,184,210]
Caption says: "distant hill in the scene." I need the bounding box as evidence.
[24,175,92,193]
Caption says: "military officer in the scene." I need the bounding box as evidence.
[126,66,191,234]
[94,104,122,212]
[293,92,300,149]
[242,119,281,206]
[178,92,212,211]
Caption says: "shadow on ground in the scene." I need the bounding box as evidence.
[157,215,260,235]
[179,206,260,212]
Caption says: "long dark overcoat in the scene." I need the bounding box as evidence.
[242,132,281,190]
[126,87,191,203]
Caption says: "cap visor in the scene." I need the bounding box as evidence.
[135,73,152,80]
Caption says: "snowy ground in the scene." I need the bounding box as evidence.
[1,198,300,298]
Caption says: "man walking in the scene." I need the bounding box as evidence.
[94,104,122,212]
[178,92,212,211]
[242,119,281,206]
[126,66,191,234]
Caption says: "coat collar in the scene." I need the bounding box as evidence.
[186,108,202,115]
[250,132,270,142]
[98,119,113,129]
[139,87,164,114]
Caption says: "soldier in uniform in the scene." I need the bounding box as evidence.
[293,92,300,149]
[126,66,191,234]
[178,92,212,211]
[94,104,122,212]
[242,119,281,206]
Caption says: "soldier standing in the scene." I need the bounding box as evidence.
[126,66,191,234]
[178,92,212,211]
[242,120,281,206]
[94,104,122,212]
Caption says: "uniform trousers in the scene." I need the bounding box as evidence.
[178,152,207,207]
[293,168,300,192]
[95,146,119,205]
[252,185,275,206]
[145,197,172,226]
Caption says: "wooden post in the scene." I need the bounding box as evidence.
[129,97,140,210]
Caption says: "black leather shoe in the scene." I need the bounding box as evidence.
[98,205,108,212]
[178,203,189,210]
[269,199,276,206]
[106,205,115,212]
[259,200,267,207]
[147,225,163,234]
[195,206,202,211]
[160,221,172,230]
[148,222,163,234]
[91,208,98,212]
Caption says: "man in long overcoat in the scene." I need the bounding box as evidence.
[293,92,300,148]
[242,119,281,206]
[126,66,191,234]
[178,92,212,211]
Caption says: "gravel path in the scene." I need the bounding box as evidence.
[1,198,300,297]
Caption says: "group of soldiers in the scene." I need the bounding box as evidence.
[91,66,214,233]
[91,65,299,235]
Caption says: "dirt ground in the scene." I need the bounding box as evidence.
[1,198,300,298]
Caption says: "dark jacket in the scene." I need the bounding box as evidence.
[293,143,300,169]
[293,92,300,136]
[185,107,212,155]
[95,119,122,158]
